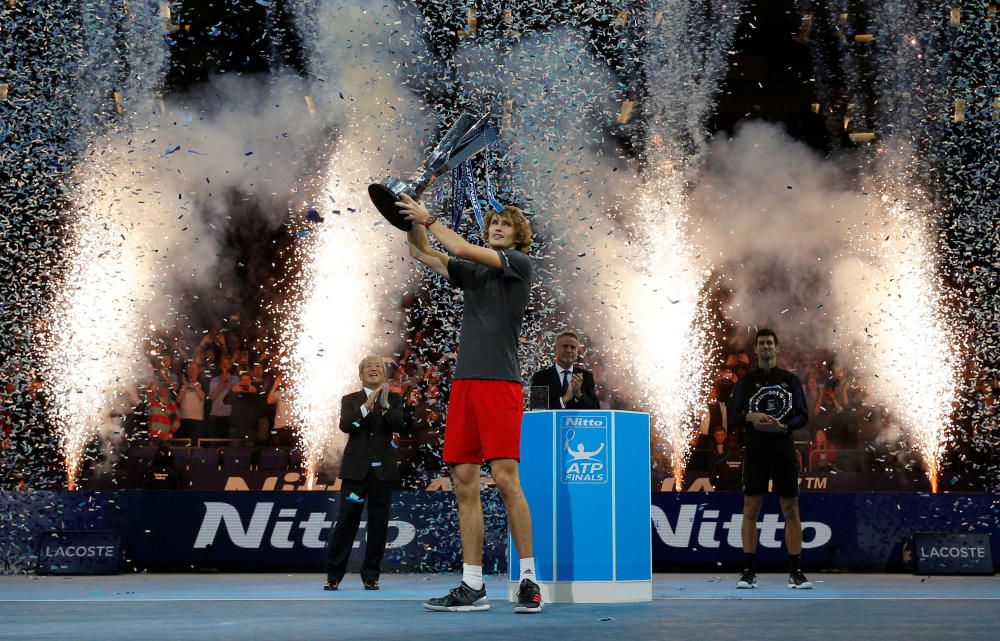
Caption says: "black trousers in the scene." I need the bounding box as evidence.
[325,467,394,583]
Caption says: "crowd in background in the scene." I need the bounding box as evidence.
[118,322,896,488]
[2,303,998,491]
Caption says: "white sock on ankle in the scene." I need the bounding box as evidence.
[462,563,484,590]
[519,557,536,580]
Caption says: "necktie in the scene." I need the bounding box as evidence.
[561,370,570,395]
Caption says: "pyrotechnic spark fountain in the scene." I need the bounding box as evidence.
[18,0,170,491]
[815,0,964,492]
[620,168,714,488]
[619,1,740,488]
[833,184,961,493]
[282,146,396,489]
[41,166,156,490]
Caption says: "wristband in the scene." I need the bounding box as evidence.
[422,216,437,229]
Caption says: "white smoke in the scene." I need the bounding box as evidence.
[282,0,434,478]
[689,121,869,350]
[452,26,640,374]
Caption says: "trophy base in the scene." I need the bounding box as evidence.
[368,183,413,231]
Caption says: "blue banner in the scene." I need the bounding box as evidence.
[0,490,507,574]
[651,492,1000,570]
[2,491,999,574]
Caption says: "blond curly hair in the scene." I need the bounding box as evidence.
[484,206,533,252]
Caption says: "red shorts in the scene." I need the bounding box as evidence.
[443,379,523,464]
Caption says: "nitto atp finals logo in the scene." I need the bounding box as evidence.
[560,414,608,484]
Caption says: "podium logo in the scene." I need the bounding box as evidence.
[560,415,608,484]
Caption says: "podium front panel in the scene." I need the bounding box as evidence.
[510,410,652,602]
[555,411,614,581]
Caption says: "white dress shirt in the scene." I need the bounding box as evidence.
[555,364,575,409]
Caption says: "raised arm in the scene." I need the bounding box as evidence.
[266,374,282,405]
[397,194,502,269]
[406,224,450,278]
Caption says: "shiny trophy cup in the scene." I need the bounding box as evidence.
[368,112,499,231]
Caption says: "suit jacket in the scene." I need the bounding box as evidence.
[530,365,599,410]
[339,389,406,482]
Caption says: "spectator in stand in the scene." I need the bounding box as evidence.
[845,375,868,410]
[251,362,268,390]
[208,358,238,440]
[423,383,444,428]
[809,362,841,415]
[709,424,742,491]
[200,345,220,380]
[400,348,427,392]
[109,384,141,441]
[234,350,251,374]
[705,423,730,458]
[267,372,293,447]
[212,329,231,362]
[804,372,822,419]
[715,363,739,389]
[194,330,223,372]
[405,387,430,432]
[141,443,181,489]
[832,366,849,408]
[818,364,844,413]
[251,362,272,442]
[808,429,838,472]
[726,352,752,380]
[225,372,262,442]
[155,354,179,394]
[177,362,205,442]
[974,375,998,425]
[699,381,730,435]
[147,381,180,442]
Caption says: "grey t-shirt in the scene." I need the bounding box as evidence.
[447,249,532,382]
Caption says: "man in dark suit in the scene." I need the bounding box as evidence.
[324,355,405,591]
[530,331,600,410]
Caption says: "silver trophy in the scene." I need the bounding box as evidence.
[368,112,499,231]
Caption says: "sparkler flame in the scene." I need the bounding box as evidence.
[620,166,713,489]
[282,146,397,489]
[632,1,741,489]
[834,188,960,492]
[41,162,156,489]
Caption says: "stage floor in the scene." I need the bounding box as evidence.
[2,573,998,640]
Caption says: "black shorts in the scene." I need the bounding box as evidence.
[741,445,799,497]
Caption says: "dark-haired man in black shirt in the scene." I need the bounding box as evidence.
[727,328,811,589]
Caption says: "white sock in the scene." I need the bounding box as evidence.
[519,557,536,581]
[462,563,484,590]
